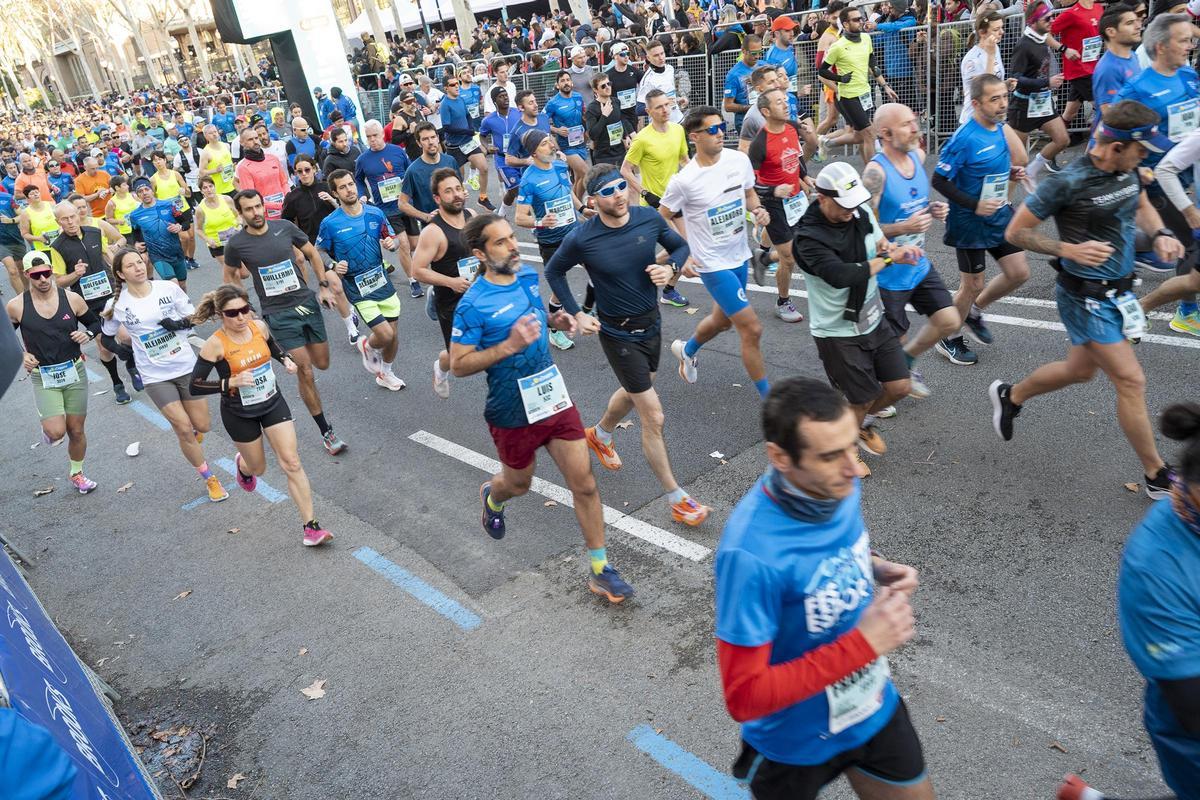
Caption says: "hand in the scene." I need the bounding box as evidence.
[539,212,557,228]
[505,312,541,352]
[1010,166,1026,183]
[1064,239,1115,267]
[904,212,932,234]
[73,260,87,276]
[167,223,182,234]
[680,257,700,278]
[549,309,576,334]
[574,311,600,334]
[855,586,915,656]
[229,370,256,388]
[888,244,923,265]
[1049,75,1064,90]
[333,259,348,276]
[645,263,674,287]
[884,85,898,101]
[1185,206,1200,230]
[772,184,792,199]
[283,356,298,375]
[872,558,919,597]
[135,241,147,253]
[1005,78,1018,93]
[1154,232,1185,263]
[318,191,336,205]
[750,206,770,227]
[1138,167,1155,186]
[22,352,38,373]
[69,330,91,344]
[799,83,813,97]
[1065,48,1080,61]
[382,236,397,251]
[317,286,335,308]
[448,276,472,294]
[929,201,948,221]
[975,198,1004,217]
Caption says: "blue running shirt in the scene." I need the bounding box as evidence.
[127,200,185,261]
[544,92,587,153]
[934,117,1014,249]
[315,205,396,303]
[1115,65,1200,175]
[480,109,522,172]
[871,151,932,291]
[516,162,577,245]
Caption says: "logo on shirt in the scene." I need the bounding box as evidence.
[491,302,515,318]
[977,144,996,154]
[803,531,873,634]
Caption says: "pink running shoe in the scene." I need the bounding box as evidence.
[234,452,257,492]
[69,472,97,494]
[302,523,333,547]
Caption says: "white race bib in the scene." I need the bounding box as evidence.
[706,199,745,243]
[979,172,1009,203]
[567,125,585,147]
[1027,89,1054,118]
[1081,35,1102,63]
[539,195,576,229]
[1115,290,1147,340]
[618,88,636,110]
[606,122,624,147]
[826,657,891,734]
[139,326,184,364]
[501,133,511,153]
[218,227,236,244]
[353,264,389,295]
[1168,98,1200,142]
[784,192,809,227]
[859,91,874,112]
[378,176,403,203]
[467,103,480,119]
[518,363,573,423]
[39,359,80,389]
[238,362,277,406]
[258,260,302,297]
[457,256,479,280]
[854,291,884,335]
[220,163,234,182]
[458,137,480,155]
[78,271,112,301]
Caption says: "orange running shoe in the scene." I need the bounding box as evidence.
[671,496,711,526]
[585,427,622,470]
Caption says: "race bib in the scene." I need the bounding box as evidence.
[459,137,480,155]
[38,359,80,389]
[220,163,234,183]
[826,657,891,734]
[238,362,277,406]
[979,172,1009,203]
[456,256,479,280]
[139,326,184,364]
[218,227,236,244]
[258,260,302,297]
[353,264,389,295]
[1168,97,1200,142]
[172,194,189,213]
[518,363,573,423]
[468,102,480,119]
[1081,35,1102,63]
[618,88,636,110]
[225,132,236,143]
[567,126,585,147]
[264,192,284,219]
[539,194,576,228]
[1115,291,1147,340]
[859,92,874,112]
[378,176,403,203]
[706,199,745,243]
[501,133,511,153]
[854,290,884,335]
[1027,90,1054,119]
[606,122,624,147]
[784,192,809,227]
[893,232,926,250]
[78,271,112,301]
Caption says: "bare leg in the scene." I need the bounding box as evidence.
[545,437,605,551]
[974,251,1030,310]
[905,306,961,358]
[64,414,87,463]
[264,420,316,522]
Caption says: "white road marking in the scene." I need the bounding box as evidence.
[409,430,712,562]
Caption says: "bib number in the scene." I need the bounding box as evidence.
[1115,291,1147,341]
[859,92,874,112]
[501,133,511,153]
[378,176,403,203]
[467,103,480,119]
[218,227,236,244]
[706,199,745,243]
[826,657,891,734]
[1027,90,1054,118]
[1168,98,1199,142]
[258,260,302,297]
[459,137,480,155]
[39,359,79,389]
[456,256,479,280]
[854,291,884,335]
[78,271,112,301]
[979,172,1009,204]
[220,163,234,183]
[784,192,809,227]
[539,195,576,228]
[606,122,625,147]
[353,265,389,296]
[518,363,573,423]
[567,126,585,147]
[238,362,277,406]
[1081,35,1102,63]
[139,326,184,364]
[618,88,636,110]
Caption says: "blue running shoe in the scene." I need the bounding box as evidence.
[588,564,634,603]
[963,310,993,345]
[935,336,978,366]
[660,287,689,307]
[113,383,131,405]
[130,369,144,392]
[480,482,506,539]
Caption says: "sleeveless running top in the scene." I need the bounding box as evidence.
[429,209,476,308]
[871,150,932,292]
[152,171,189,212]
[201,198,239,245]
[111,192,137,234]
[206,144,235,194]
[27,202,60,252]
[214,324,281,416]
[20,288,81,365]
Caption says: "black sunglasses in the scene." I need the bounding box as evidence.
[222,304,254,318]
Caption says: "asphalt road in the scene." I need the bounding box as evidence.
[2,151,1189,799]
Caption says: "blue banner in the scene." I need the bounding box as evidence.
[0,551,159,800]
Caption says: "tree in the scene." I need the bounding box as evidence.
[106,0,163,88]
[175,0,213,82]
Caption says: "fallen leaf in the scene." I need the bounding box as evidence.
[719,459,728,465]
[685,308,698,315]
[1049,741,1068,753]
[732,383,742,387]
[33,486,54,497]
[116,482,134,493]
[709,451,725,459]
[300,679,327,701]
[150,730,173,742]
[227,773,247,789]
[173,590,192,601]
[125,441,140,457]
[615,420,633,429]
[543,500,558,507]
[92,389,109,396]
[623,502,629,507]
[935,716,946,723]
[1124,482,1140,492]
[29,442,39,449]
[227,527,240,534]
[298,647,308,656]
[163,747,178,758]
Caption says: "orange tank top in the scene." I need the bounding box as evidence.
[215,325,271,377]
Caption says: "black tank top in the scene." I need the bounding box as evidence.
[430,209,475,308]
[20,288,82,366]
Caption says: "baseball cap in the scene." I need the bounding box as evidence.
[815,162,871,209]
[46,160,59,168]
[312,87,324,96]
[235,114,247,123]
[570,45,586,58]
[610,42,630,56]
[771,15,798,30]
[399,73,415,84]
[89,147,103,157]
[22,251,51,272]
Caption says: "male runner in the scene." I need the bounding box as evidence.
[355,119,422,300]
[545,70,591,185]
[662,107,772,398]
[820,6,898,163]
[225,189,349,454]
[450,212,634,604]
[1091,5,1144,129]
[233,127,288,221]
[724,35,764,131]
[128,176,190,292]
[479,87,523,218]
[637,40,686,124]
[604,43,643,132]
[1010,3,1070,190]
[716,376,929,800]
[545,164,711,526]
[398,123,459,255]
[932,74,1031,366]
[764,16,800,94]
[439,75,493,210]
[991,100,1183,499]
[316,168,407,391]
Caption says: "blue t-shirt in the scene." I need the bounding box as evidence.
[286,135,318,169]
[355,144,411,217]
[177,121,195,139]
[211,110,236,138]
[451,266,555,429]
[0,709,77,800]
[715,477,899,766]
[0,192,22,246]
[544,92,587,152]
[516,162,577,244]
[1118,499,1200,796]
[480,109,522,171]
[440,94,475,146]
[505,114,552,164]
[1,176,15,197]
[764,44,799,87]
[400,154,459,214]
[1115,65,1200,174]
[934,117,1014,249]
[871,151,931,291]
[128,200,185,262]
[724,59,755,128]
[315,205,396,303]
[46,172,73,200]
[461,84,483,128]
[1092,51,1142,128]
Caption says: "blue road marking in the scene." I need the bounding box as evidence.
[353,547,482,631]
[180,487,229,511]
[626,725,748,800]
[85,367,102,382]
[215,458,286,503]
[129,400,171,431]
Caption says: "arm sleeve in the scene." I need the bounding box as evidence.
[267,334,287,362]
[189,356,225,395]
[77,307,103,337]
[544,232,581,314]
[747,129,767,171]
[818,62,845,83]
[352,158,369,199]
[795,236,873,290]
[1155,132,1200,212]
[931,172,979,212]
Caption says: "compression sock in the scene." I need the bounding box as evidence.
[777,296,790,306]
[583,283,596,312]
[548,301,563,314]
[666,487,687,504]
[100,356,121,387]
[313,412,331,435]
[593,423,613,445]
[588,547,608,575]
[754,378,770,399]
[197,461,213,479]
[69,459,83,476]
[683,337,701,358]
[1180,300,1198,316]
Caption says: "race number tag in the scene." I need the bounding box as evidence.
[1115,291,1147,340]
[1168,98,1200,142]
[218,227,236,244]
[502,133,511,153]
[706,199,746,243]
[220,163,234,183]
[1028,90,1054,118]
[139,326,184,364]
[606,122,625,147]
[78,271,112,300]
[539,195,576,228]
[826,657,891,734]
[859,92,874,112]
[979,173,1009,204]
[893,232,926,250]
[854,291,884,334]
[518,363,573,423]
[378,176,403,203]
[172,194,188,212]
[238,362,277,406]
[459,137,480,155]
[456,256,479,280]
[353,265,389,295]
[264,192,284,219]
[567,126,585,147]
[39,359,80,389]
[467,102,480,119]
[258,260,302,296]
[1081,35,1102,62]
[784,192,809,227]
[618,88,636,109]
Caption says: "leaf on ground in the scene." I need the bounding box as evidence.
[125,441,140,457]
[173,590,192,601]
[227,527,241,534]
[92,389,109,396]
[623,502,629,507]
[685,307,698,315]
[615,421,633,429]
[33,486,54,497]
[94,657,108,667]
[298,647,308,657]
[935,716,946,722]
[301,679,327,701]
[543,500,557,507]
[1124,482,1140,492]
[1049,741,1068,753]
[709,451,725,459]
[29,442,39,449]
[227,773,247,789]
[732,383,742,387]
[116,481,134,493]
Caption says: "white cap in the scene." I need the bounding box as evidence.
[570,45,586,58]
[815,162,871,209]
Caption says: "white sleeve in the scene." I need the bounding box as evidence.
[740,153,755,192]
[170,283,195,317]
[100,299,119,336]
[1155,131,1200,212]
[659,170,685,212]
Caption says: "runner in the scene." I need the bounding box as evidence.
[662,106,772,398]
[637,40,686,124]
[862,103,958,400]
[316,168,407,390]
[127,175,190,292]
[233,128,288,222]
[715,376,929,800]
[604,42,643,133]
[458,66,488,204]
[18,185,61,256]
[439,75,494,210]
[355,119,422,299]
[104,174,138,239]
[958,11,1008,126]
[815,0,850,141]
[545,69,591,185]
[723,35,764,131]
[1009,3,1070,191]
[190,285,334,546]
[478,86,523,218]
[450,212,634,604]
[199,124,236,198]
[932,74,1031,366]
[586,72,633,172]
[100,248,228,503]
[74,156,112,225]
[409,167,474,399]
[6,251,103,493]
[1091,5,1144,129]
[149,150,196,270]
[224,189,348,455]
[0,185,25,293]
[820,5,898,163]
[764,16,800,95]
[1050,0,1104,130]
[398,122,459,256]
[991,101,1183,498]
[195,176,241,268]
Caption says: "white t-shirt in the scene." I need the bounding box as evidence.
[638,64,683,124]
[960,46,1005,124]
[423,87,445,129]
[266,139,288,172]
[101,280,196,384]
[660,149,756,272]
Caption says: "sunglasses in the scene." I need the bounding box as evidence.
[445,82,459,87]
[595,179,628,197]
[222,304,254,318]
[597,82,611,89]
[296,167,314,174]
[26,269,52,280]
[703,122,728,135]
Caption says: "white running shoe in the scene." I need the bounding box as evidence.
[357,337,381,375]
[433,359,450,399]
[376,372,407,391]
[671,339,698,384]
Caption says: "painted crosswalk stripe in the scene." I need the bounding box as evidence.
[627,725,747,799]
[215,458,287,503]
[353,546,482,631]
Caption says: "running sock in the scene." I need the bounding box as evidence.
[904,351,915,369]
[666,487,687,504]
[593,424,613,445]
[342,313,357,334]
[588,547,608,575]
[754,378,770,399]
[313,412,331,435]
[304,519,321,530]
[486,492,505,512]
[777,296,790,306]
[1180,301,1198,316]
[683,337,701,358]
[498,202,510,217]
[970,303,983,319]
[197,462,213,480]
[69,459,83,476]
[100,356,121,387]
[548,301,563,314]
[583,283,596,311]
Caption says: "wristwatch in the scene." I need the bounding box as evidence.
[318,279,329,288]
[1154,227,1178,240]
[880,254,894,268]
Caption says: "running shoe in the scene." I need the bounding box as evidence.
[478,195,495,211]
[206,475,229,502]
[858,423,887,456]
[935,336,978,366]
[186,257,199,271]
[1055,774,1094,800]
[425,290,438,321]
[988,380,1021,441]
[466,172,480,191]
[113,383,131,405]
[588,564,634,603]
[549,329,575,350]
[585,427,622,470]
[875,405,897,419]
[348,328,361,347]
[670,339,698,383]
[751,247,769,286]
[817,134,830,162]
[130,369,144,392]
[303,522,334,546]
[908,370,931,399]
[1169,309,1200,336]
[775,299,803,323]
[410,281,425,299]
[963,309,993,345]
[356,337,381,375]
[1135,250,1175,273]
[376,372,407,391]
[660,287,689,307]
[670,496,711,526]
[69,472,97,494]
[322,430,348,455]
[480,482,506,539]
[855,452,872,478]
[234,452,257,492]
[1145,465,1176,500]
[433,359,451,399]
